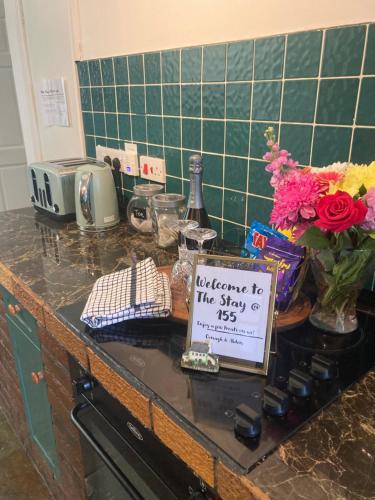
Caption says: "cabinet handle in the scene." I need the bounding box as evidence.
[8,304,21,315]
[31,371,44,384]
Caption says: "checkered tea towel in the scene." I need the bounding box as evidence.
[81,257,171,328]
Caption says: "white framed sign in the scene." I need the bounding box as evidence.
[187,254,278,375]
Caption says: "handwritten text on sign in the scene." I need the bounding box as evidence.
[191,264,272,363]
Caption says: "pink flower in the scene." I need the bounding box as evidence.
[314,170,344,193]
[361,187,375,230]
[263,145,299,190]
[269,170,321,229]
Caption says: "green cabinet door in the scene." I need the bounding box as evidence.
[6,314,59,477]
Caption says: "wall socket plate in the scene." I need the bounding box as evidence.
[139,155,166,183]
[96,145,139,176]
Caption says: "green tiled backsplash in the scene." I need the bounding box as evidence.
[77,23,375,249]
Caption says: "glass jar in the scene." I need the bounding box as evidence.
[151,193,186,248]
[127,184,164,233]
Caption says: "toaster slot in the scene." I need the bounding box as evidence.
[43,173,52,206]
[31,169,39,202]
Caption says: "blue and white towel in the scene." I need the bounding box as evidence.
[81,257,171,328]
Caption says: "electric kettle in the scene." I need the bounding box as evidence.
[75,160,120,232]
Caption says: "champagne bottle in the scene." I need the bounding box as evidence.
[185,154,211,251]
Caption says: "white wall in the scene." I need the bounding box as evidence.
[77,0,375,59]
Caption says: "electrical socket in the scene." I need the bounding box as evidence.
[139,155,166,183]
[95,145,139,176]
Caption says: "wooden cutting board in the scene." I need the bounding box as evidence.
[158,265,311,331]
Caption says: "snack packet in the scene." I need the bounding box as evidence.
[258,236,305,311]
[245,220,287,257]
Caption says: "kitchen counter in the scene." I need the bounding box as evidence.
[0,207,373,499]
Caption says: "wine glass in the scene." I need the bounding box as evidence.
[184,227,217,255]
[169,219,199,291]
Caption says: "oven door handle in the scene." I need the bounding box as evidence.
[71,403,142,500]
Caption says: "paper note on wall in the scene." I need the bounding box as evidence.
[38,78,69,127]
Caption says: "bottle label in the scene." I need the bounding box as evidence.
[133,207,147,220]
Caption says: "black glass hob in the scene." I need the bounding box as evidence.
[58,303,375,474]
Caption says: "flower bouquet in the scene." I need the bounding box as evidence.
[263,127,375,334]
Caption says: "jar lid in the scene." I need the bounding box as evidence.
[151,193,186,208]
[133,183,164,196]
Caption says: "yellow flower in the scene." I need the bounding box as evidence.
[329,162,375,196]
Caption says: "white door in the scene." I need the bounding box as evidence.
[0,0,29,211]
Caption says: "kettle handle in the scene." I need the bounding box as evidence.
[79,172,93,224]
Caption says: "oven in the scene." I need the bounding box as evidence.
[70,359,217,500]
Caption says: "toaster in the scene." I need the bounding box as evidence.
[27,158,103,220]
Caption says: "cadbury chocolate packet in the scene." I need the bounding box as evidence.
[258,235,305,311]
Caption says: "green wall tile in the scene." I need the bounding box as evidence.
[204,185,223,218]
[91,87,104,111]
[147,116,163,144]
[204,154,223,186]
[182,85,201,117]
[93,112,105,136]
[279,124,313,165]
[146,86,161,115]
[114,56,128,85]
[130,86,145,114]
[351,128,375,164]
[312,126,351,166]
[317,78,359,125]
[128,55,144,84]
[144,52,161,83]
[224,157,248,191]
[136,143,148,156]
[203,44,226,82]
[132,115,146,142]
[101,58,114,85]
[82,112,94,135]
[226,83,251,120]
[203,84,225,118]
[116,86,129,113]
[250,122,279,159]
[282,80,317,123]
[164,117,181,147]
[148,145,164,157]
[105,113,118,138]
[103,87,116,112]
[211,218,223,238]
[227,41,253,81]
[248,160,273,197]
[247,195,273,226]
[203,120,224,153]
[252,81,281,121]
[181,47,202,82]
[163,85,180,116]
[182,119,201,150]
[224,191,246,224]
[254,36,285,80]
[85,135,96,157]
[80,88,91,111]
[222,222,247,245]
[357,78,375,125]
[118,114,131,140]
[88,60,102,86]
[285,31,322,78]
[166,176,182,193]
[107,139,120,149]
[77,61,89,86]
[165,147,181,177]
[364,24,375,74]
[322,25,366,76]
[162,50,180,83]
[226,121,250,157]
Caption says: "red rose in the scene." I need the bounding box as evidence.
[314,191,368,232]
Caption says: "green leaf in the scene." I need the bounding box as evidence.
[297,226,330,249]
[361,237,375,250]
[358,184,367,197]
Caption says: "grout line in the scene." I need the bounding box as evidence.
[309,29,326,166]
[126,56,133,142]
[277,34,288,143]
[178,48,183,192]
[349,23,369,161]
[245,39,257,230]
[142,53,149,157]
[221,46,228,236]
[98,60,107,140]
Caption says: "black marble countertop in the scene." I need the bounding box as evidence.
[0,208,374,499]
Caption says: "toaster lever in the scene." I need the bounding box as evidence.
[79,172,93,224]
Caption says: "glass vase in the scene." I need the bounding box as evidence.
[309,248,374,334]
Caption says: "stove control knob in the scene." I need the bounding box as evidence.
[263,385,289,416]
[234,404,261,438]
[310,354,336,381]
[288,369,313,397]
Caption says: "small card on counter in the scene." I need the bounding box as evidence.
[187,254,278,375]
